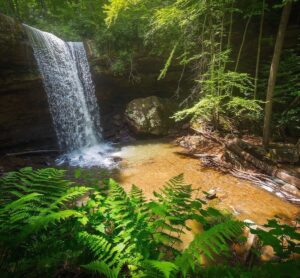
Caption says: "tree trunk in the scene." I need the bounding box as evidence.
[262,2,292,146]
[254,0,265,99]
[235,15,252,72]
[227,1,234,50]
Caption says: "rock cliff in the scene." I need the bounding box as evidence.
[0,13,56,151]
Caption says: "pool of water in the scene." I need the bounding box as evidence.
[115,139,299,226]
[1,139,298,227]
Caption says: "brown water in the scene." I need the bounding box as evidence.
[116,139,299,226]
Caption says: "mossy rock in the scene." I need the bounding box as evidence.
[125,96,176,136]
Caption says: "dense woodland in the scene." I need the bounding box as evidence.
[0,0,300,277]
[1,0,299,142]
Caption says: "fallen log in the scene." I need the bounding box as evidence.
[191,152,300,205]
[6,150,61,157]
[178,129,300,202]
[191,127,225,146]
[226,139,300,189]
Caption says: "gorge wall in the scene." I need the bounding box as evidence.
[0,13,56,151]
[0,13,185,151]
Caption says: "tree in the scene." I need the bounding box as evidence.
[254,0,265,99]
[262,1,292,146]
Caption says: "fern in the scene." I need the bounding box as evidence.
[149,174,207,248]
[144,260,178,278]
[188,220,244,260]
[0,167,89,277]
[2,168,283,278]
[83,261,123,278]
[0,167,72,206]
[78,231,118,265]
[78,174,241,277]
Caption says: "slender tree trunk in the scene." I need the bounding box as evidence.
[262,2,292,147]
[235,15,252,72]
[227,1,234,50]
[218,15,224,96]
[254,0,265,99]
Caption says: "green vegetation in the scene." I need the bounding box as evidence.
[0,1,299,277]
[0,168,299,277]
[0,0,299,141]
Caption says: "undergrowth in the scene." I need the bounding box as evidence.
[0,167,299,277]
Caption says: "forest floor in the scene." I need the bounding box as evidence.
[172,130,300,202]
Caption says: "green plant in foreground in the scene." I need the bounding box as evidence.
[251,217,300,261]
[0,168,299,277]
[0,167,90,277]
[78,174,244,277]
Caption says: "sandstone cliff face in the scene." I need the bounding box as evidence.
[0,13,56,151]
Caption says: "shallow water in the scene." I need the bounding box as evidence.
[116,139,299,226]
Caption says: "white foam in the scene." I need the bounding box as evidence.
[56,144,118,168]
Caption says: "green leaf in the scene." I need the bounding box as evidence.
[144,260,178,278]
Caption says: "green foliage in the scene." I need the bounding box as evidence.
[83,261,122,278]
[199,260,300,278]
[1,168,299,277]
[185,220,244,260]
[251,217,300,260]
[144,260,178,278]
[158,43,178,80]
[173,53,262,128]
[227,97,263,121]
[0,167,90,277]
[0,168,245,277]
[76,174,237,277]
[259,48,300,137]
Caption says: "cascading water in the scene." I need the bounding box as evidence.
[24,25,115,167]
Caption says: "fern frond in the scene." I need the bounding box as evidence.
[0,167,72,206]
[186,220,244,260]
[49,186,91,210]
[144,260,178,278]
[21,210,83,238]
[129,184,146,207]
[78,231,116,265]
[83,261,123,278]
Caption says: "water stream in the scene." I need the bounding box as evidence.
[24,25,115,168]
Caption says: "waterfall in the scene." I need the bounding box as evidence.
[24,25,115,167]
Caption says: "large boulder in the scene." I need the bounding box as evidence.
[125,96,175,136]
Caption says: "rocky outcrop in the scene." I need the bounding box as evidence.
[85,40,186,103]
[0,13,56,151]
[85,40,189,140]
[125,96,175,136]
